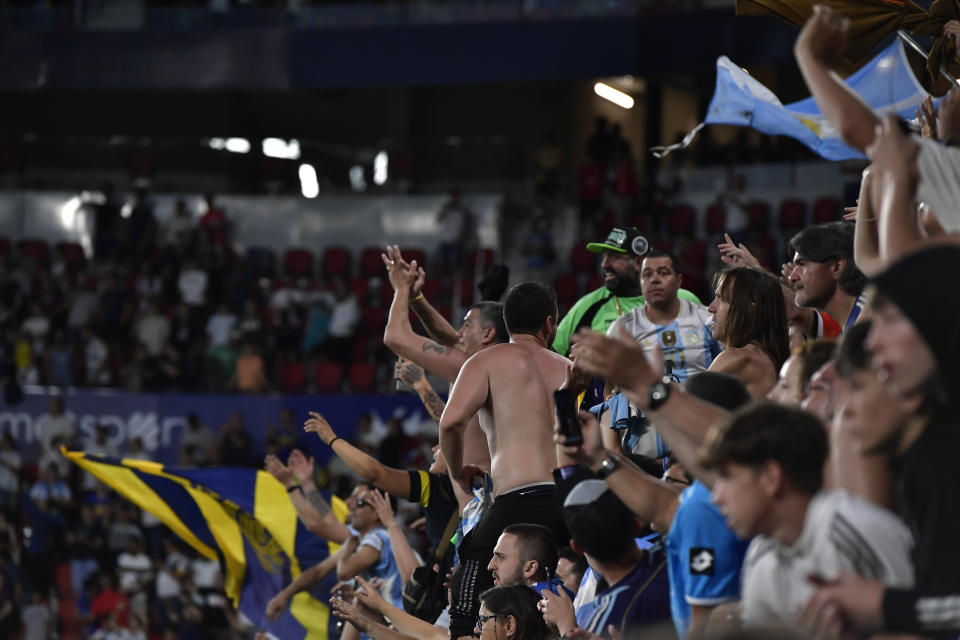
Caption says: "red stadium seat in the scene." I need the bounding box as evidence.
[314,362,344,393]
[705,205,726,236]
[404,248,427,270]
[813,197,841,225]
[419,277,443,303]
[56,242,87,270]
[668,204,696,237]
[778,199,807,232]
[348,362,378,392]
[279,362,306,393]
[554,273,578,308]
[361,307,387,334]
[17,238,49,265]
[348,278,370,304]
[747,201,771,233]
[570,244,596,274]
[457,277,475,306]
[468,249,494,273]
[322,246,351,278]
[283,247,314,278]
[360,247,385,278]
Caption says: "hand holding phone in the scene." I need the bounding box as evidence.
[554,389,583,446]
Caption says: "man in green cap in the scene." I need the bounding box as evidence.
[552,227,701,356]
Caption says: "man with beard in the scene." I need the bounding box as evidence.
[552,227,701,357]
[788,222,868,332]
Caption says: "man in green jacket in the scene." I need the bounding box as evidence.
[552,226,701,356]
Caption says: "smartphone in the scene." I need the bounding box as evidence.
[554,389,583,446]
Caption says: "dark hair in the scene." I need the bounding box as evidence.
[700,402,828,495]
[558,547,588,587]
[468,301,508,344]
[685,371,751,411]
[563,486,636,563]
[479,584,553,640]
[716,267,790,370]
[503,281,557,337]
[643,250,680,275]
[834,320,872,379]
[796,339,838,391]
[789,222,866,296]
[502,523,558,580]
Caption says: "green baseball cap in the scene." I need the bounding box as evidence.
[585,227,649,256]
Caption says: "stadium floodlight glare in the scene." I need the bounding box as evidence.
[262,138,301,160]
[225,138,251,154]
[593,82,634,109]
[373,151,388,186]
[299,164,319,198]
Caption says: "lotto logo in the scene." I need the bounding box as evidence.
[689,548,715,575]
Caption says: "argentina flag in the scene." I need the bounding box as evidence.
[65,449,348,640]
[653,37,937,161]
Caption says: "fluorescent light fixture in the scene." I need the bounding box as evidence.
[593,82,634,109]
[373,151,388,186]
[225,138,251,154]
[349,165,367,192]
[299,163,319,198]
[262,138,301,160]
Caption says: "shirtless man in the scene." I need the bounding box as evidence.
[381,246,507,472]
[706,266,789,398]
[439,281,571,639]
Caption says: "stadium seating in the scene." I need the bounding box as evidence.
[321,246,351,278]
[283,247,314,278]
[314,362,344,393]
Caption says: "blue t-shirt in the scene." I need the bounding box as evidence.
[666,481,750,638]
[575,547,670,636]
[359,528,404,609]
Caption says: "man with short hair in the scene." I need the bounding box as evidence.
[701,402,913,629]
[552,227,702,357]
[601,250,721,455]
[488,523,573,598]
[788,221,868,331]
[545,479,671,637]
[382,246,507,474]
[440,281,571,638]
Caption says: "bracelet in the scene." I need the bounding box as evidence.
[327,436,342,448]
[286,484,303,494]
[410,293,424,303]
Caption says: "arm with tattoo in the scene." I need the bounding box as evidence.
[395,358,447,423]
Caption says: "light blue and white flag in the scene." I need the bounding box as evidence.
[653,38,936,161]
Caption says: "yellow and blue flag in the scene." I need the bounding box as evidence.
[64,449,348,640]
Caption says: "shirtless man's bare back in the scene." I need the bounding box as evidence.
[439,281,571,639]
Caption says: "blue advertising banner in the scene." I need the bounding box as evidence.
[2,389,437,465]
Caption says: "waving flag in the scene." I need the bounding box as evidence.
[65,450,348,640]
[653,37,936,161]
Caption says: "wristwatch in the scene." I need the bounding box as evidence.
[596,452,621,479]
[649,381,672,411]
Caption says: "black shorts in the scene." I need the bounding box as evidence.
[448,483,568,638]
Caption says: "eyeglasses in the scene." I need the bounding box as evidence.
[476,614,501,631]
[355,497,371,508]
[663,476,691,487]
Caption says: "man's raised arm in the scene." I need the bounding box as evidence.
[795,5,879,153]
[439,352,490,493]
[382,250,465,381]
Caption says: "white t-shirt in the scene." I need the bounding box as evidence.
[178,269,208,307]
[916,136,960,232]
[0,449,21,493]
[206,312,237,348]
[117,551,153,593]
[156,551,189,599]
[741,490,914,628]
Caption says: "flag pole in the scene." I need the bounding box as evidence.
[896,29,959,88]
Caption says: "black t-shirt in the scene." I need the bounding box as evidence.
[407,470,459,569]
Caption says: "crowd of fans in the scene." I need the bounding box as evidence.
[6,4,960,640]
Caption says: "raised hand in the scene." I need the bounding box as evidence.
[560,364,593,395]
[365,489,397,527]
[264,454,295,487]
[265,591,289,621]
[717,233,760,268]
[554,410,605,469]
[354,575,388,613]
[915,95,938,140]
[394,357,426,387]
[286,449,315,485]
[539,588,577,636]
[329,596,372,633]
[304,411,336,445]
[794,4,850,65]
